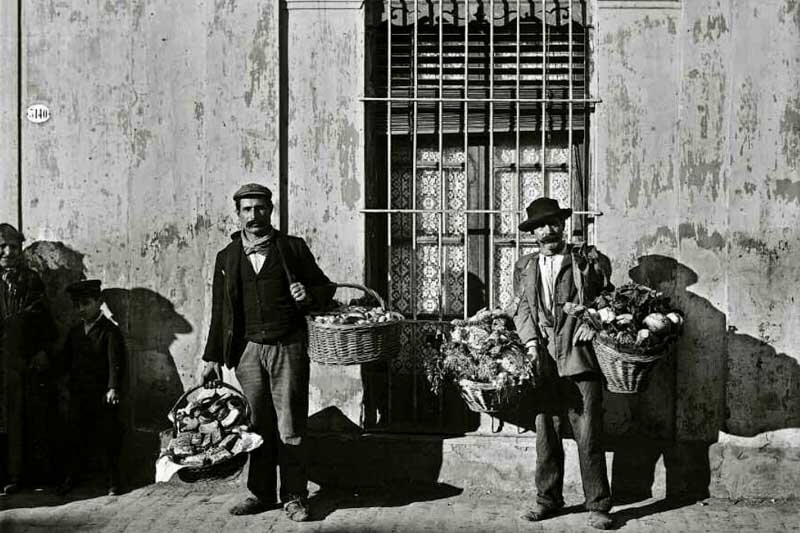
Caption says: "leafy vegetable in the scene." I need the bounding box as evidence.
[563,282,683,350]
[424,308,534,399]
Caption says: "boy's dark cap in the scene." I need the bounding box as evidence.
[233,183,272,202]
[66,279,102,298]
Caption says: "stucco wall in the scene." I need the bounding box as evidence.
[595,0,800,448]
[0,0,797,491]
[285,0,368,429]
[16,0,280,437]
[0,0,19,224]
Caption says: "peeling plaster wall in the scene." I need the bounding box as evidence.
[286,5,364,282]
[2,0,797,489]
[285,2,366,428]
[17,0,280,436]
[594,5,683,442]
[596,0,800,447]
[0,1,19,223]
[724,0,800,439]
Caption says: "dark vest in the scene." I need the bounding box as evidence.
[240,247,301,343]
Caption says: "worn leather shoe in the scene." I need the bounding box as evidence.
[229,497,278,516]
[283,497,310,522]
[588,510,614,530]
[521,503,561,522]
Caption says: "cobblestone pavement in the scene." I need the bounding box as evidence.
[1,481,798,533]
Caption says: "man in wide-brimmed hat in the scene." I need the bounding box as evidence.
[512,198,615,530]
[199,183,334,521]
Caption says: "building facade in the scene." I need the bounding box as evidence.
[1,0,798,498]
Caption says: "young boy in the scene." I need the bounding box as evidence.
[59,279,126,496]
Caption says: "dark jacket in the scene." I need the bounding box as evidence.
[512,244,613,377]
[202,230,334,369]
[0,265,56,371]
[63,315,126,395]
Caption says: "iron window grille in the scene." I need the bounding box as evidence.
[361,0,599,432]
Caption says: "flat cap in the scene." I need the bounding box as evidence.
[66,279,102,298]
[233,183,272,202]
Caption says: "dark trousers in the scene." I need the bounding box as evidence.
[3,368,23,483]
[535,377,612,511]
[66,392,122,488]
[534,333,611,511]
[235,334,309,503]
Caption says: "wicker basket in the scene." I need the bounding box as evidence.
[307,283,402,365]
[457,379,525,414]
[594,333,671,394]
[168,382,253,481]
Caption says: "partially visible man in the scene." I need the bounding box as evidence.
[200,184,333,521]
[0,223,54,494]
[511,198,615,530]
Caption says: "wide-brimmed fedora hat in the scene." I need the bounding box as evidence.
[518,197,572,232]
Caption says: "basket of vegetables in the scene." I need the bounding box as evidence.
[565,283,684,394]
[307,283,405,365]
[162,382,262,481]
[425,308,535,414]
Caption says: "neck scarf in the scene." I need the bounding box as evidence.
[241,228,274,256]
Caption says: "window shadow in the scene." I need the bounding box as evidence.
[307,406,449,489]
[306,405,462,520]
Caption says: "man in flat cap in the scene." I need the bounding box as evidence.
[0,223,55,494]
[511,198,615,529]
[58,279,126,495]
[200,183,333,521]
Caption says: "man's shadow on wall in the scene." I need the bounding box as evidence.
[25,242,190,494]
[608,254,799,527]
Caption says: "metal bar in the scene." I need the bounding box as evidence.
[416,162,577,171]
[17,0,23,232]
[581,1,599,244]
[586,0,596,246]
[488,0,495,309]
[438,0,445,322]
[361,96,602,103]
[514,0,521,263]
[568,0,573,241]
[412,0,419,424]
[386,0,394,425]
[387,0,394,312]
[361,208,604,215]
[541,0,547,201]
[462,0,469,320]
[403,317,471,325]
